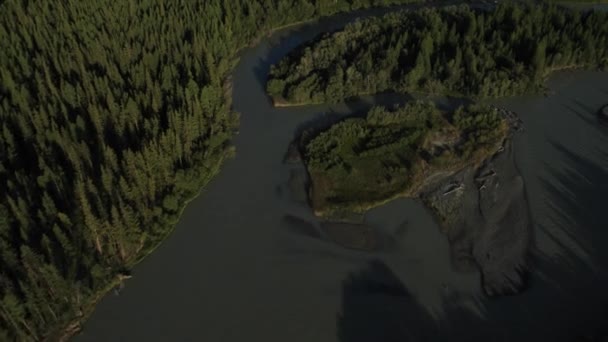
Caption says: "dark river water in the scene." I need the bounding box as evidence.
[76,6,608,342]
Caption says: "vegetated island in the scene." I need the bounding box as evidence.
[299,101,508,217]
[269,1,608,295]
[267,3,608,106]
[420,108,531,296]
[291,101,530,295]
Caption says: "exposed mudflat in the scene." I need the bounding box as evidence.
[422,119,531,296]
[293,107,532,296]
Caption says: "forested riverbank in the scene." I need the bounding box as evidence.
[267,3,608,105]
[0,0,432,340]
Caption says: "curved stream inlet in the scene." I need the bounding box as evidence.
[78,6,608,342]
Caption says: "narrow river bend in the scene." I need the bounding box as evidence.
[77,6,608,342]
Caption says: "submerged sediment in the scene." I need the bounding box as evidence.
[421,108,531,296]
[291,107,532,296]
[321,222,376,250]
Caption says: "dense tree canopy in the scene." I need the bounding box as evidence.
[267,3,608,104]
[0,0,430,339]
[302,102,507,216]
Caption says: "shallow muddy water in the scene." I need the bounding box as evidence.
[76,7,608,342]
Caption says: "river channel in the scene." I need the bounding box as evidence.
[77,5,608,342]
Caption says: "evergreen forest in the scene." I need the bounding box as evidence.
[267,3,608,104]
[0,0,429,339]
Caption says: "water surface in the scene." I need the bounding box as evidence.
[77,8,608,342]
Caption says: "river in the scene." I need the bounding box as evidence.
[76,6,608,342]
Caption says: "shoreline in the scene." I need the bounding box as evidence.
[52,153,228,341]
[309,143,505,219]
